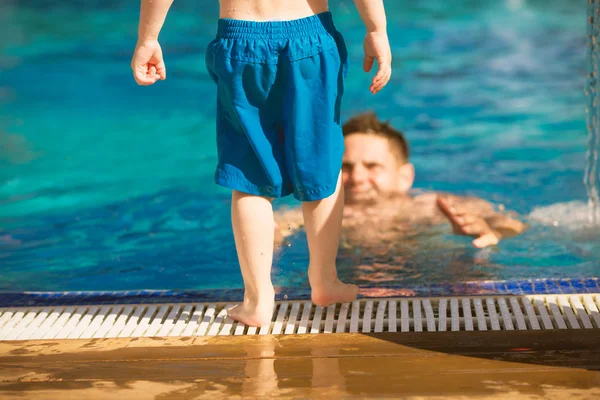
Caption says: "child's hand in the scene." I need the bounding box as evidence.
[131,40,166,86]
[363,31,392,94]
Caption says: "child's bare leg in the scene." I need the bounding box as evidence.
[302,174,359,306]
[227,190,275,327]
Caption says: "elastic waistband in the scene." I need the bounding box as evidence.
[217,12,336,39]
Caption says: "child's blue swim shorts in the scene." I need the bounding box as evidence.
[205,12,348,202]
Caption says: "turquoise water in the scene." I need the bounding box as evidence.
[0,0,598,292]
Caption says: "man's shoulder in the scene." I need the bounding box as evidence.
[412,191,439,204]
[413,192,438,200]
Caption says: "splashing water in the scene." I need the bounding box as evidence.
[586,0,600,224]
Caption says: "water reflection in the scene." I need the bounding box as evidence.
[239,337,346,397]
[241,338,278,397]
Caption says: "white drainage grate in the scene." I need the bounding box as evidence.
[0,294,599,341]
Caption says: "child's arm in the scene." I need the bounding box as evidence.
[131,0,174,86]
[138,0,174,42]
[353,0,392,94]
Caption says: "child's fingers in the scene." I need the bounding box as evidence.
[370,60,392,94]
[363,55,374,72]
[370,70,390,94]
[156,61,167,80]
[371,76,390,93]
[134,65,156,86]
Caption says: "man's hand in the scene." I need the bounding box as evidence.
[437,196,500,248]
[363,31,392,94]
[131,40,166,86]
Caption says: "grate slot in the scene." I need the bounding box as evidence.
[388,300,397,332]
[297,301,312,334]
[473,298,487,331]
[509,298,527,330]
[285,302,301,334]
[197,304,217,336]
[27,307,67,340]
[547,296,567,329]
[336,302,350,333]
[156,305,184,337]
[557,296,580,329]
[533,296,554,329]
[67,306,102,339]
[181,304,205,337]
[374,301,386,333]
[400,299,410,332]
[324,304,336,334]
[583,295,600,328]
[570,296,593,329]
[497,298,514,330]
[438,299,448,332]
[218,304,237,336]
[80,306,113,339]
[272,302,289,335]
[362,301,374,333]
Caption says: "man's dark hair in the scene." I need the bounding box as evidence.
[342,112,409,163]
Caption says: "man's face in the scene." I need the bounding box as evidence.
[342,133,414,204]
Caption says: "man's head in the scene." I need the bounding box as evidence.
[342,112,415,204]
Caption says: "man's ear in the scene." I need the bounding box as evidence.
[398,162,415,193]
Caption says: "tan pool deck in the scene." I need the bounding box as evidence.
[1,330,599,399]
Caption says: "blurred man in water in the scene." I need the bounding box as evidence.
[275,112,526,249]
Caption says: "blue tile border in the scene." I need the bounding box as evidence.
[0,278,598,308]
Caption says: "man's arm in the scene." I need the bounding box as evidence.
[437,195,526,248]
[483,214,527,239]
[353,0,392,94]
[449,195,526,237]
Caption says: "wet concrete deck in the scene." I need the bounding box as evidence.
[1,330,599,399]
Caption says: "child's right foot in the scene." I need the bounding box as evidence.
[227,298,275,328]
[310,278,359,307]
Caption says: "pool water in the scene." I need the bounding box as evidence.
[0,0,598,292]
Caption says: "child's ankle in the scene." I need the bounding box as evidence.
[244,285,275,305]
[308,265,338,286]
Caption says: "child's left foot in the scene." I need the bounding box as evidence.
[227,298,275,328]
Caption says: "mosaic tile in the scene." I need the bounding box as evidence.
[533,280,547,294]
[450,283,468,296]
[410,285,431,297]
[478,281,496,293]
[428,283,444,296]
[570,279,585,291]
[493,281,510,294]
[582,279,598,293]
[545,280,561,294]
[558,279,577,294]
[518,281,534,295]
[505,281,522,295]
[464,282,484,295]
[1,278,599,307]
[439,283,454,296]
